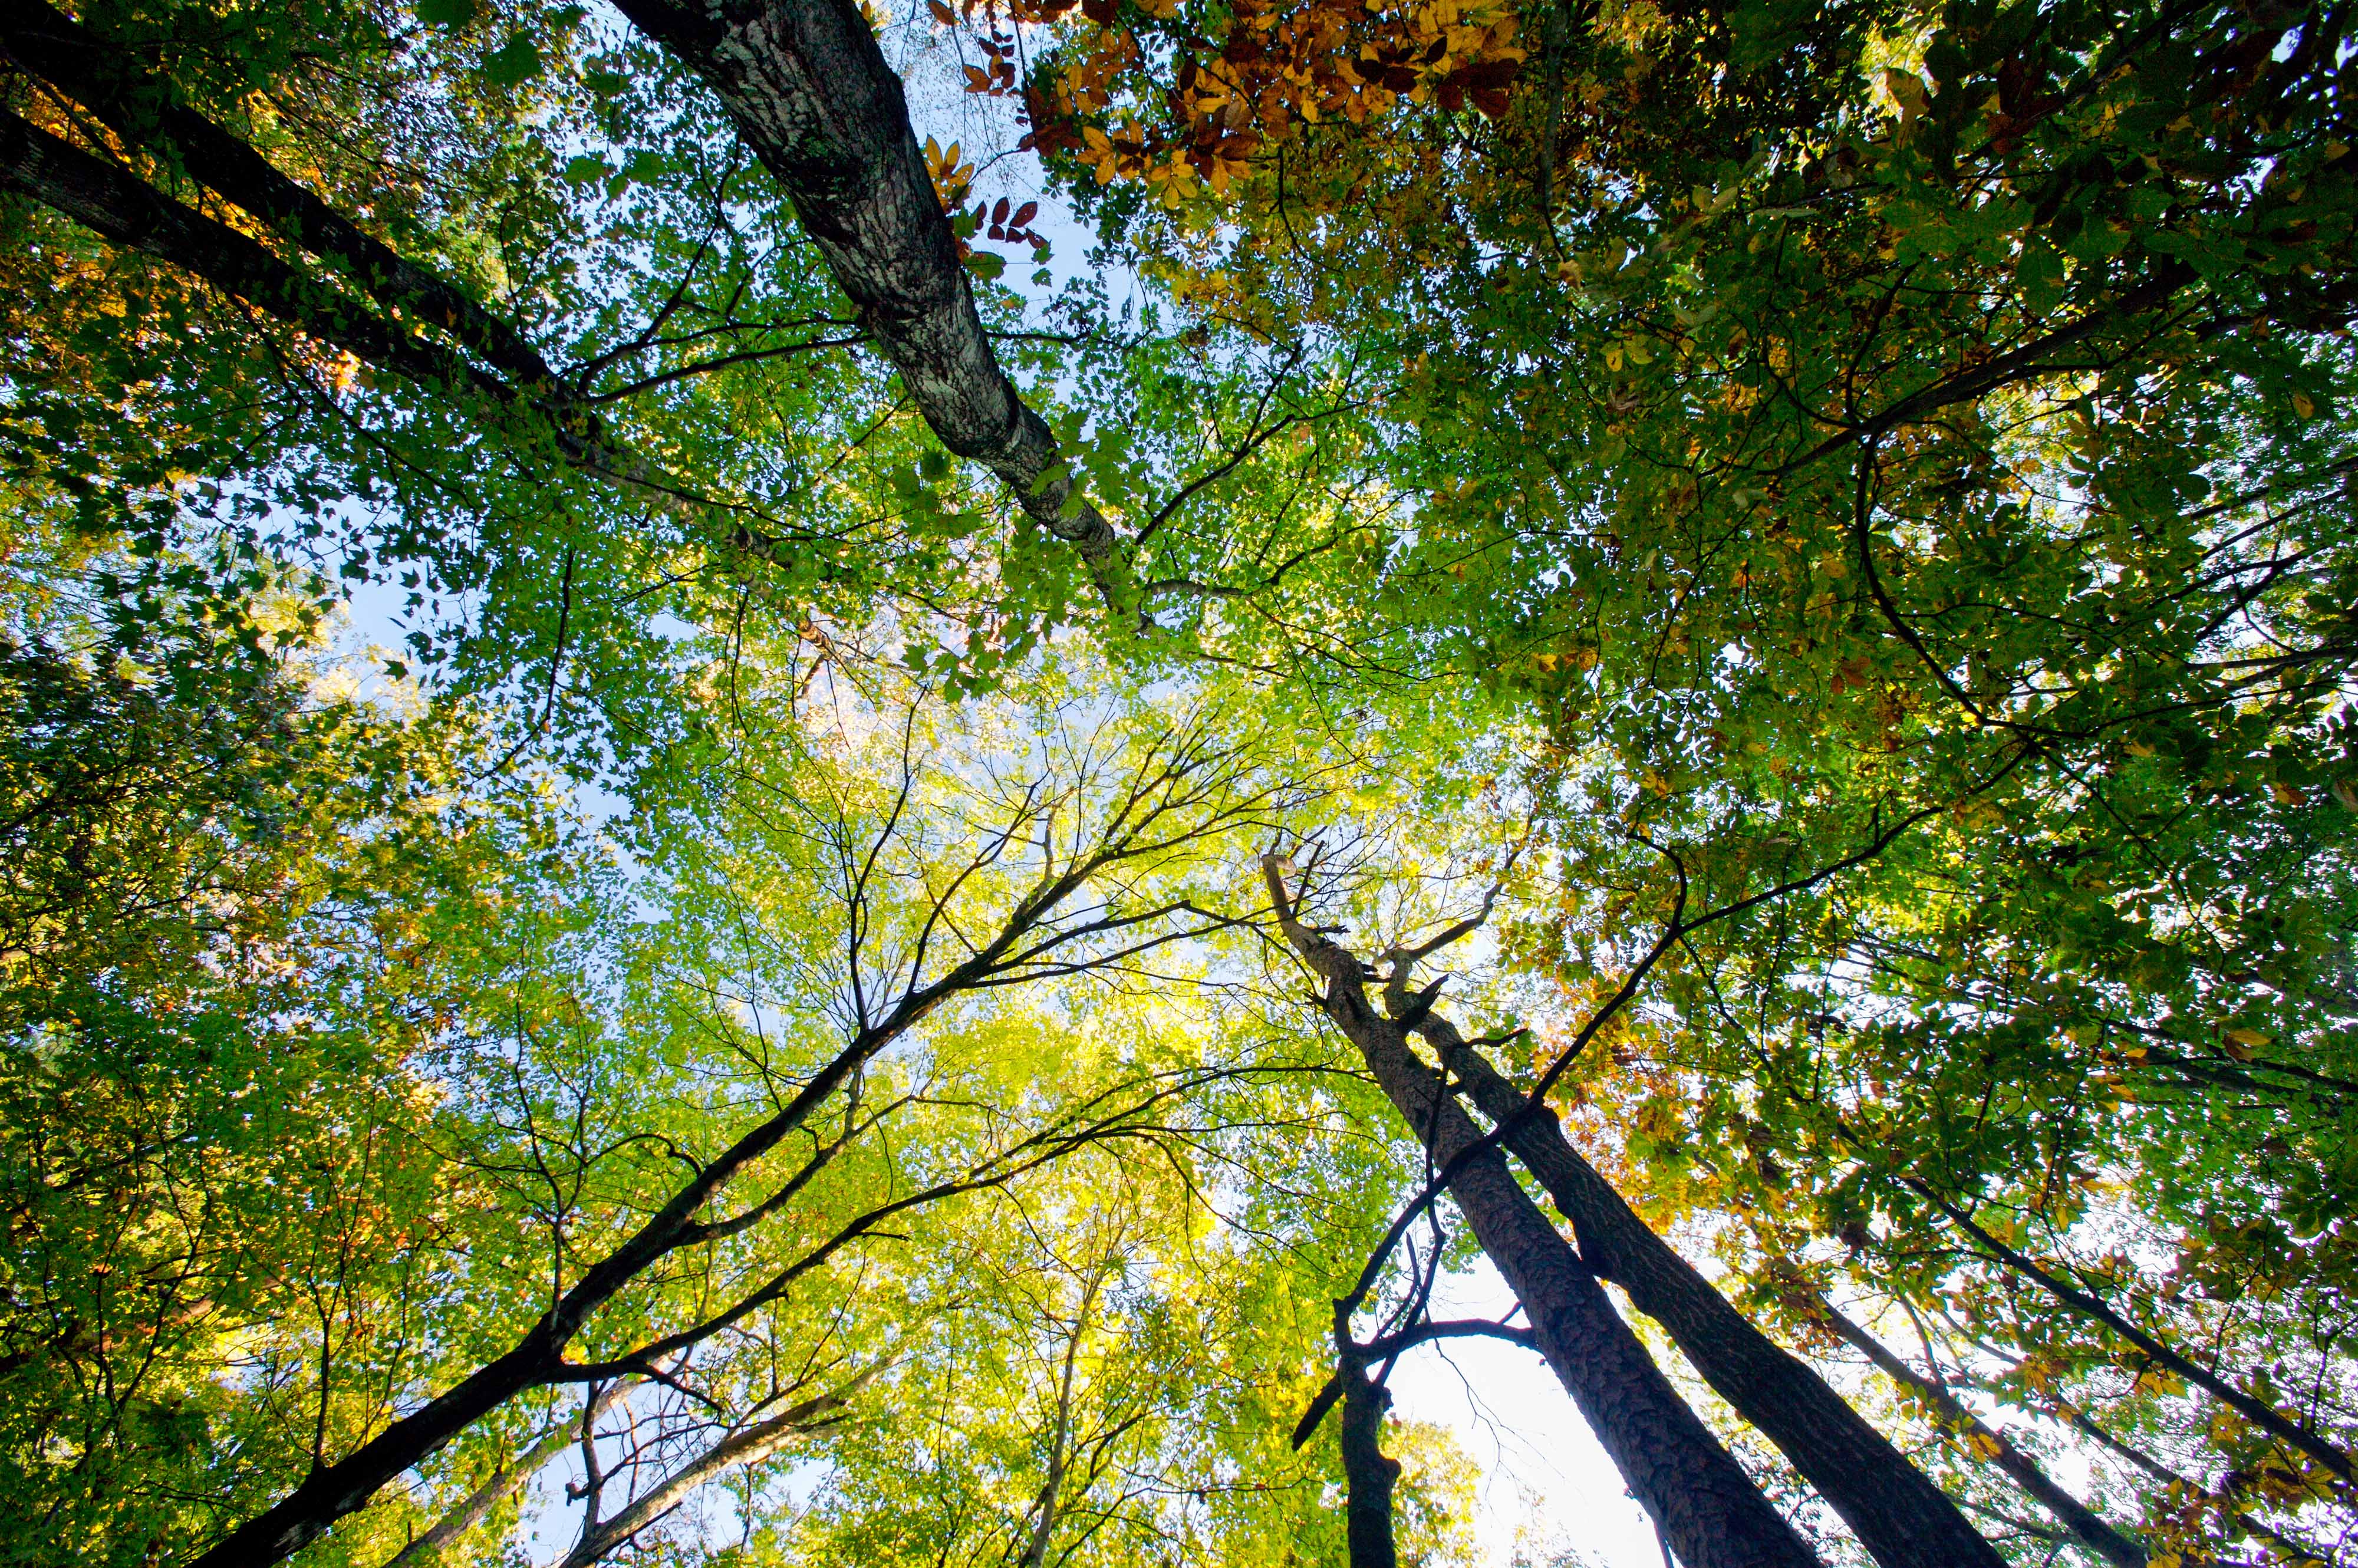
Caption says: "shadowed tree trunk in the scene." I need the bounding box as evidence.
[2,0,558,390]
[1263,855,1822,1568]
[1802,1292,2146,1568]
[1397,994,2010,1568]
[1336,1353,1402,1568]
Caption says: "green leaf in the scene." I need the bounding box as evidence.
[416,0,477,27]
[482,32,542,86]
[964,250,1006,282]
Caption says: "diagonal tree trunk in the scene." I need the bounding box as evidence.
[1262,857,1821,1568]
[0,108,658,489]
[2,0,559,391]
[605,0,1122,585]
[1804,1293,2146,1568]
[0,110,499,401]
[383,1378,637,1568]
[556,1362,884,1568]
[1402,1002,2010,1568]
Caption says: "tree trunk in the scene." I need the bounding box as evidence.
[0,111,492,400]
[185,1001,913,1568]
[2,0,558,390]
[1409,1008,2009,1568]
[383,1379,635,1568]
[1263,858,1821,1568]
[1806,1294,2146,1568]
[605,0,1121,582]
[1337,1361,1402,1568]
[556,1381,858,1568]
[1914,1178,2356,1484]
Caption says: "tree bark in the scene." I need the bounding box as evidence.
[605,0,1122,582]
[383,1379,635,1568]
[1407,1006,2008,1568]
[1806,1294,2146,1568]
[0,110,495,400]
[1337,1361,1402,1568]
[2,0,558,390]
[1263,858,1821,1568]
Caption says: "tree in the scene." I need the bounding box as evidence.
[6,0,2356,1562]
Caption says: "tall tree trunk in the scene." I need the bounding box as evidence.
[383,1380,635,1568]
[1263,858,1821,1568]
[0,111,496,401]
[1803,1293,2146,1568]
[555,1373,870,1568]
[1405,1005,2009,1568]
[2,0,558,390]
[1337,1360,1402,1568]
[185,995,923,1568]
[1912,1179,2356,1484]
[605,0,1122,584]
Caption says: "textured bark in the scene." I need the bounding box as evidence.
[607,0,1122,581]
[1409,1009,2008,1568]
[1,110,493,397]
[1809,1296,2147,1568]
[2,0,557,389]
[1337,1362,1402,1568]
[1264,859,1821,1568]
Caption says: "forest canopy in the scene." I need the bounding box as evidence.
[1,0,2354,1565]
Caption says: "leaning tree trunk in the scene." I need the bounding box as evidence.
[607,0,1122,587]
[1407,1006,2011,1568]
[1263,858,1821,1568]
[1807,1292,2147,1568]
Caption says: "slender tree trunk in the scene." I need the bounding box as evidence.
[1912,1180,2357,1484]
[605,0,1122,582]
[0,111,492,400]
[1020,1266,1105,1568]
[1264,858,1821,1568]
[184,1003,915,1568]
[383,1379,635,1568]
[0,109,652,488]
[555,1381,860,1568]
[1408,1007,2008,1568]
[1806,1294,2146,1568]
[3,0,558,390]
